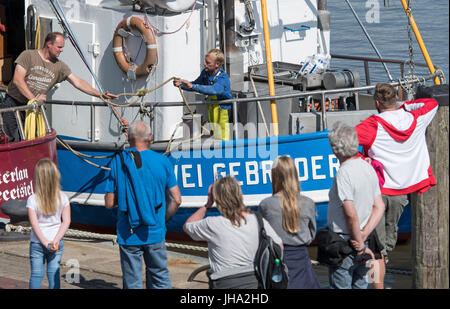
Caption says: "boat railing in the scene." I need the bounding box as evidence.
[331,54,443,90]
[40,71,439,141]
[0,97,51,141]
[1,70,439,145]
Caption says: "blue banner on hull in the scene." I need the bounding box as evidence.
[57,132,412,235]
[167,132,337,197]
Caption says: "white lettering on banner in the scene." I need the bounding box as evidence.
[173,165,178,179]
[245,161,259,185]
[197,164,203,188]
[311,156,326,180]
[295,157,309,181]
[213,163,226,178]
[0,167,33,202]
[261,161,273,184]
[182,165,195,188]
[229,162,243,185]
[329,154,339,178]
[174,155,340,189]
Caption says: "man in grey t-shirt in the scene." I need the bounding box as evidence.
[2,32,117,142]
[327,122,385,289]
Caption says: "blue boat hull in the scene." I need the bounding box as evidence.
[58,132,412,238]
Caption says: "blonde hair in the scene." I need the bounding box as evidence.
[206,48,225,66]
[271,156,300,234]
[213,176,247,227]
[34,158,61,216]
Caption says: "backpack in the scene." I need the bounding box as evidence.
[253,212,289,289]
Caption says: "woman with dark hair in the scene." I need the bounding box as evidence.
[258,156,320,289]
[183,176,282,289]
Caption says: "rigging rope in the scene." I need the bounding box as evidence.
[59,76,211,169]
[56,136,115,171]
[142,1,197,35]
[55,77,179,170]
[5,224,208,252]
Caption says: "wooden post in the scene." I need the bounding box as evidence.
[411,100,449,288]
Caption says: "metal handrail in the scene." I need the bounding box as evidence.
[0,100,45,113]
[0,100,51,140]
[43,73,438,108]
[332,54,434,66]
[331,54,442,88]
[42,73,439,133]
[2,71,440,141]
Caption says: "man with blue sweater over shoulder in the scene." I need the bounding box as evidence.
[174,49,232,140]
[104,121,181,289]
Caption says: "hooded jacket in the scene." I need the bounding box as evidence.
[355,98,438,195]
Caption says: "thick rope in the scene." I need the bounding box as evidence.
[99,77,177,108]
[5,224,208,252]
[58,76,212,169]
[56,136,113,171]
[163,86,211,155]
[24,98,46,140]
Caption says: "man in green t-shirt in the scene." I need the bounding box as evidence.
[2,32,117,142]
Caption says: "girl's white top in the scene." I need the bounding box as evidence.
[26,192,69,243]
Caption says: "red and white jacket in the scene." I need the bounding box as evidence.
[355,98,438,196]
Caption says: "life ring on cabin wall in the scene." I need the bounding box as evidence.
[112,16,157,78]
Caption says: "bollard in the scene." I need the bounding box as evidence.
[411,84,449,288]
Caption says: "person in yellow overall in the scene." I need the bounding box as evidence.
[173,49,232,140]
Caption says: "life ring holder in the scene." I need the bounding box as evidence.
[112,16,157,79]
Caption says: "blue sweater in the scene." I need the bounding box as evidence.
[105,148,177,245]
[183,67,232,109]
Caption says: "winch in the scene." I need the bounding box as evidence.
[247,62,360,91]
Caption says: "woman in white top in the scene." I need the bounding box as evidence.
[183,176,282,289]
[27,158,71,289]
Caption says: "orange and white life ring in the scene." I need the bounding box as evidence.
[112,16,157,78]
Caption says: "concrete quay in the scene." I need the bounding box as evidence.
[0,227,413,289]
[0,236,209,289]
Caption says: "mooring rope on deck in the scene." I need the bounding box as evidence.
[5,224,208,252]
[5,224,119,243]
[57,76,211,170]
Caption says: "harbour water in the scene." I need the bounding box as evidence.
[329,0,449,84]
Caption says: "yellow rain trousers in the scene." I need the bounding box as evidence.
[207,99,230,141]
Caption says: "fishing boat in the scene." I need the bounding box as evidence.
[0,0,445,240]
[0,101,58,224]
